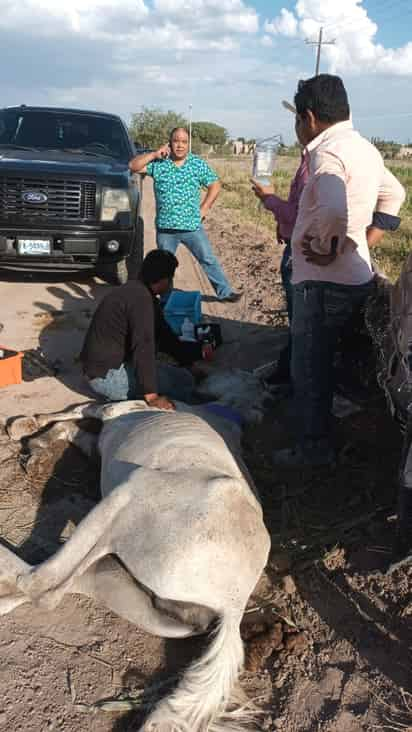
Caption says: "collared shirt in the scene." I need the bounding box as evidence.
[146,153,219,231]
[291,120,406,286]
[263,153,309,240]
[80,280,201,394]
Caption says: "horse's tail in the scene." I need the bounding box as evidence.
[140,612,259,731]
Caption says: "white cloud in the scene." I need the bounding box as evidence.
[264,0,412,76]
[0,0,149,38]
[1,0,412,143]
[0,0,257,48]
[153,0,258,33]
[261,34,274,47]
[0,0,264,139]
[264,9,298,38]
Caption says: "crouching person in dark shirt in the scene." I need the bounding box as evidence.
[80,250,203,410]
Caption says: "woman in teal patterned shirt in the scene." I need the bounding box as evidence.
[129,128,242,302]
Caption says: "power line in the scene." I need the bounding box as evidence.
[267,0,411,51]
[317,12,412,49]
[322,0,410,34]
[269,3,412,68]
[305,27,336,75]
[324,0,402,27]
[369,1,412,25]
[369,0,411,16]
[356,111,412,121]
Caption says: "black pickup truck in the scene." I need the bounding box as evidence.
[0,105,143,284]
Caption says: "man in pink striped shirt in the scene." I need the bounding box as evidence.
[252,136,309,383]
[272,74,405,468]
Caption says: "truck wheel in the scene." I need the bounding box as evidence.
[97,218,143,285]
[114,258,129,285]
[127,217,144,281]
[97,257,128,285]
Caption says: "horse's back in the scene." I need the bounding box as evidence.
[99,409,243,495]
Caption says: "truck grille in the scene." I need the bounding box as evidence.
[0,177,97,222]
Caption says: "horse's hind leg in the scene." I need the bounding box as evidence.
[73,556,196,638]
[16,473,145,604]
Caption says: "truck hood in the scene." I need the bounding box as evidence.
[0,148,129,182]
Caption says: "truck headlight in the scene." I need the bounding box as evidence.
[101,188,131,222]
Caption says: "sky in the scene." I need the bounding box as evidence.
[0,0,412,143]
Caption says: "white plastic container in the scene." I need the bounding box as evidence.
[180,317,196,341]
[163,290,202,335]
[252,138,281,186]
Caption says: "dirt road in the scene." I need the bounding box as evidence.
[0,176,283,422]
[0,179,282,732]
[2,177,409,732]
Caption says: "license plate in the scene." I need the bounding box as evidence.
[18,239,51,255]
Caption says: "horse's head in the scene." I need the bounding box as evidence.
[195,368,274,425]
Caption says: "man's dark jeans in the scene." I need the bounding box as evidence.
[280,241,293,324]
[291,278,375,455]
[276,241,293,378]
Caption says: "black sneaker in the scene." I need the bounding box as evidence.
[220,291,243,303]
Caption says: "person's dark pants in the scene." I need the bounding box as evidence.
[280,241,293,323]
[276,241,293,378]
[291,279,375,456]
[398,419,412,552]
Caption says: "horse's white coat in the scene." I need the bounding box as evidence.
[1,377,271,731]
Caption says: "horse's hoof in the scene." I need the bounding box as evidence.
[7,416,39,441]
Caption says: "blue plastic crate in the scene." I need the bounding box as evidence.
[163,289,202,335]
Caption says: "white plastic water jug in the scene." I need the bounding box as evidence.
[252,136,282,186]
[180,317,195,341]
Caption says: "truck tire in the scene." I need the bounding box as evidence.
[97,218,143,285]
[97,257,128,285]
[115,258,129,285]
[127,217,144,281]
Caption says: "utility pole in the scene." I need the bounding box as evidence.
[305,27,335,76]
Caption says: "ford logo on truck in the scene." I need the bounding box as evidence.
[23,191,48,204]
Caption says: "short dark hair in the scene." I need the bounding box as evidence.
[139,250,178,285]
[169,127,189,142]
[294,74,350,124]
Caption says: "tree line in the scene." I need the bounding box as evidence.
[129,109,407,159]
[129,108,255,153]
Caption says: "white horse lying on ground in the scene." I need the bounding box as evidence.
[0,370,271,732]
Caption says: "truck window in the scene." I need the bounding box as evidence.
[0,109,130,161]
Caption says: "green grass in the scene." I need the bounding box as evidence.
[214,158,295,234]
[214,158,412,282]
[374,164,412,280]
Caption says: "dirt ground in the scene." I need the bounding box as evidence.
[0,177,411,732]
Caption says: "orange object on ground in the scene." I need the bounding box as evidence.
[0,347,24,387]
